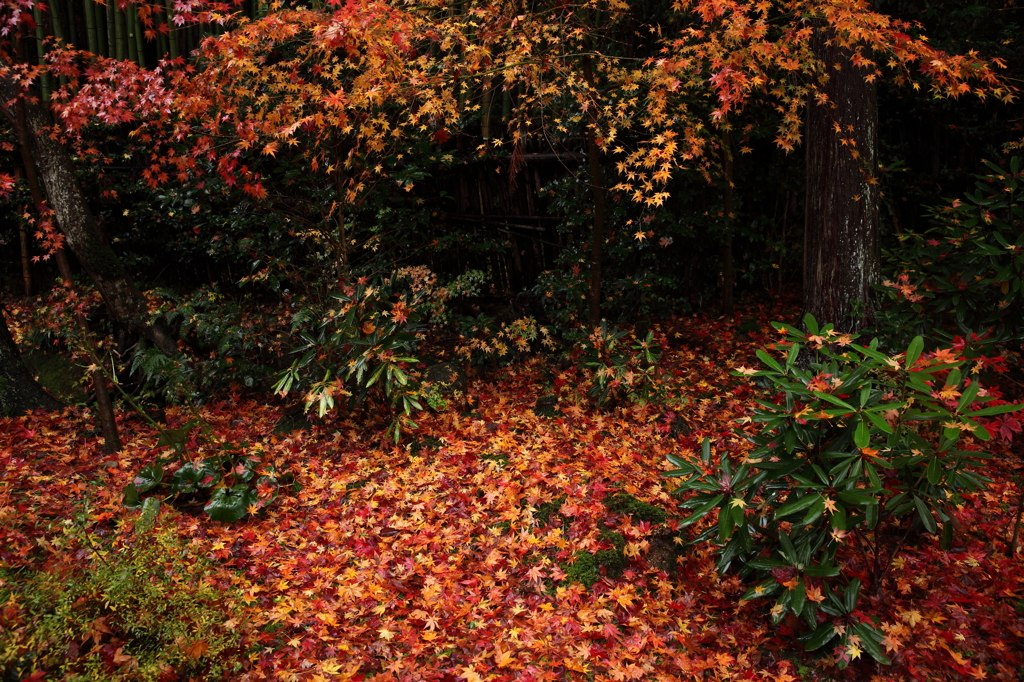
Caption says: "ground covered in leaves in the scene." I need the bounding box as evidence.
[3,307,1024,681]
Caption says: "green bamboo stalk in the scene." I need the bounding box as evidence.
[125,4,137,63]
[49,0,69,91]
[32,5,51,102]
[105,0,116,59]
[50,0,64,44]
[163,0,178,59]
[157,18,169,60]
[131,5,145,67]
[64,0,80,48]
[83,0,98,53]
[114,3,127,60]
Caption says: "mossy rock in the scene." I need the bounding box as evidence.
[605,491,667,524]
[23,351,87,403]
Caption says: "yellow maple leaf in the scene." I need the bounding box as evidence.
[900,609,924,628]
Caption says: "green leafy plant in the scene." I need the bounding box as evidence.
[879,157,1024,349]
[664,315,1023,668]
[0,512,247,681]
[273,274,427,441]
[132,287,294,404]
[579,323,664,407]
[123,441,294,523]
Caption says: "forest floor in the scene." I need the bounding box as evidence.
[2,302,1024,681]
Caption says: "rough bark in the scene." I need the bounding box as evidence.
[0,72,178,355]
[0,311,62,417]
[803,27,880,332]
[9,87,122,451]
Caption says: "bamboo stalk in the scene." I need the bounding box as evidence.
[105,0,116,60]
[32,5,51,102]
[115,2,127,60]
[132,5,145,67]
[163,0,178,59]
[480,80,493,141]
[157,20,169,60]
[84,0,99,54]
[49,0,70,91]
[64,0,81,48]
[125,3,137,63]
[19,216,32,295]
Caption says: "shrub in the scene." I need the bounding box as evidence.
[0,514,246,681]
[879,157,1024,349]
[664,315,1022,668]
[578,323,664,407]
[132,287,294,404]
[273,274,427,441]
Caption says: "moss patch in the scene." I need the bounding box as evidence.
[563,533,628,588]
[533,395,560,418]
[605,492,667,524]
[563,552,599,588]
[533,495,567,527]
[273,412,309,435]
[23,351,87,403]
[410,436,444,455]
[480,452,509,467]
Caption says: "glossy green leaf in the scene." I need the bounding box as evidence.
[678,495,724,528]
[905,336,924,371]
[853,420,870,449]
[775,493,818,519]
[205,484,258,523]
[913,496,938,534]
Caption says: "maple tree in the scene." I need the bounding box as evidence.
[1,0,1010,332]
[616,0,1012,328]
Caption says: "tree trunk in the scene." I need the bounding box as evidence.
[0,72,178,356]
[803,27,880,332]
[0,311,61,417]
